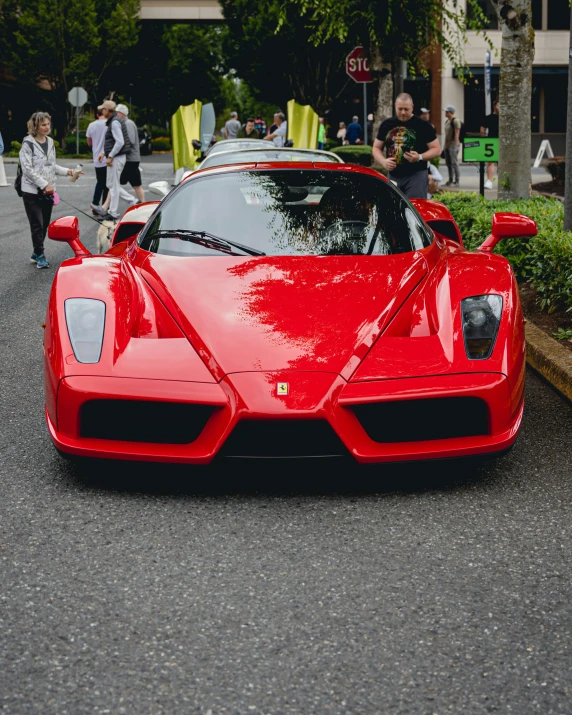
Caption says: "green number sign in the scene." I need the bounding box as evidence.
[462,137,498,162]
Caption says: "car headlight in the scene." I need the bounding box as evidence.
[64,298,106,363]
[461,295,502,359]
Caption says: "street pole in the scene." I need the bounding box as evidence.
[363,83,368,145]
[564,5,572,229]
[76,104,79,155]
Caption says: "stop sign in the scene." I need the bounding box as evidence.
[346,46,372,83]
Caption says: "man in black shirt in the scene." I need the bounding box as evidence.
[373,93,441,198]
[480,99,499,190]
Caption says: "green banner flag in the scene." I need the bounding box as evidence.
[287,100,319,149]
[172,100,202,172]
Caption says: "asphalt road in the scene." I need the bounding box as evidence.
[1,162,572,714]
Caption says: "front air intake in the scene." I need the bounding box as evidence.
[220,419,349,458]
[351,397,489,443]
[80,400,216,444]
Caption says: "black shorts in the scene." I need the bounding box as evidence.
[120,161,142,187]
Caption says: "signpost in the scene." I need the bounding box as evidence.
[463,137,499,195]
[346,46,373,145]
[67,86,88,155]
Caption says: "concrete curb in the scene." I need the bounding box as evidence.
[525,320,572,402]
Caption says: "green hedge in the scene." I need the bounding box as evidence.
[332,145,372,167]
[64,136,90,154]
[438,192,572,313]
[152,139,172,151]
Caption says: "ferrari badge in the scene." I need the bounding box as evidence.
[276,382,289,396]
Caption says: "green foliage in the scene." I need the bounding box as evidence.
[219,0,351,114]
[11,140,22,152]
[64,136,90,154]
[332,145,372,166]
[546,156,565,183]
[553,328,572,340]
[439,193,572,313]
[152,139,172,151]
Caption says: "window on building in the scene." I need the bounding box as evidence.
[531,0,543,29]
[547,0,570,29]
[544,76,568,131]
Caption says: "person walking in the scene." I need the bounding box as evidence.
[254,115,267,138]
[346,116,363,145]
[373,93,441,199]
[317,117,326,150]
[86,108,109,214]
[265,112,287,147]
[95,100,131,220]
[116,104,145,204]
[224,112,241,140]
[480,99,499,190]
[443,105,461,186]
[336,121,347,145]
[237,118,259,138]
[19,112,82,269]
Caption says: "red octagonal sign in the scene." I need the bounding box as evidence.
[346,46,372,83]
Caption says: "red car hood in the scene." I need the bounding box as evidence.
[140,253,428,380]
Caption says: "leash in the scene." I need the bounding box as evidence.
[56,195,108,225]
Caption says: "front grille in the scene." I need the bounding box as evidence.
[80,400,216,444]
[351,397,489,443]
[220,419,349,458]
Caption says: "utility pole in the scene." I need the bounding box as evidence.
[564,5,572,229]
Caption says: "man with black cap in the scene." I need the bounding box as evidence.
[419,107,435,131]
[96,99,131,219]
[443,105,461,186]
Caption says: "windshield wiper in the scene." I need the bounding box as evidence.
[147,229,266,256]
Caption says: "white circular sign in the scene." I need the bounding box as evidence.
[68,86,88,107]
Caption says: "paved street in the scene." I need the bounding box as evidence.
[1,162,572,714]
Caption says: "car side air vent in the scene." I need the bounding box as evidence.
[352,397,489,443]
[80,400,217,444]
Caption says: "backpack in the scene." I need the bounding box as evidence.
[14,138,37,197]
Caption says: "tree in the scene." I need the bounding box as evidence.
[219,0,352,115]
[0,0,140,139]
[492,0,535,199]
[286,0,488,135]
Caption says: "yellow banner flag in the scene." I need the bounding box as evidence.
[172,100,202,171]
[287,99,319,149]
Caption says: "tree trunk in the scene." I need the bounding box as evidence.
[370,45,393,140]
[494,0,535,199]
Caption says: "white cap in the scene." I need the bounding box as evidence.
[116,104,129,115]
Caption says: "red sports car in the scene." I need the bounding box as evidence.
[44,163,537,463]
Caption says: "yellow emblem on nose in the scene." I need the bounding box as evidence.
[276,382,289,395]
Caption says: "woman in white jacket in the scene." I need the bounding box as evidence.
[19,112,77,269]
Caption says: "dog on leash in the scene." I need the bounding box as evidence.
[96,219,117,254]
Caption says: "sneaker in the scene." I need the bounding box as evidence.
[452,181,459,186]
[30,253,39,263]
[90,203,107,217]
[484,179,493,190]
[445,180,453,186]
[36,254,49,269]
[97,212,119,222]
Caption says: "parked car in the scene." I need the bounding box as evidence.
[45,162,536,464]
[138,127,152,155]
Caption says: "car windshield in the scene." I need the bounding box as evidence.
[138,169,433,257]
[201,150,340,170]
[206,140,269,156]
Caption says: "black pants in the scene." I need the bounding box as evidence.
[93,166,109,205]
[23,192,53,256]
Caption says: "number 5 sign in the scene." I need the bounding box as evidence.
[462,137,499,162]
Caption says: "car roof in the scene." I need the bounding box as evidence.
[205,139,270,156]
[187,161,388,182]
[200,147,342,169]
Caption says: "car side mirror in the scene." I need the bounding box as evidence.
[48,216,90,257]
[192,139,202,151]
[148,180,170,198]
[478,212,538,253]
[284,139,294,148]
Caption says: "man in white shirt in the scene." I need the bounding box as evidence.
[86,109,108,214]
[95,99,131,220]
[265,112,287,147]
[224,112,241,139]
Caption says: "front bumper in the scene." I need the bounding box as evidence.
[47,371,523,464]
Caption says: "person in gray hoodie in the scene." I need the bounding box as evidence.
[19,112,80,269]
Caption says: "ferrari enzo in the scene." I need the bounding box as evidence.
[44,162,537,463]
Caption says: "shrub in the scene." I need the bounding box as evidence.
[438,192,572,313]
[11,140,22,152]
[152,138,172,151]
[64,136,90,154]
[546,156,565,183]
[150,125,169,138]
[332,145,372,166]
